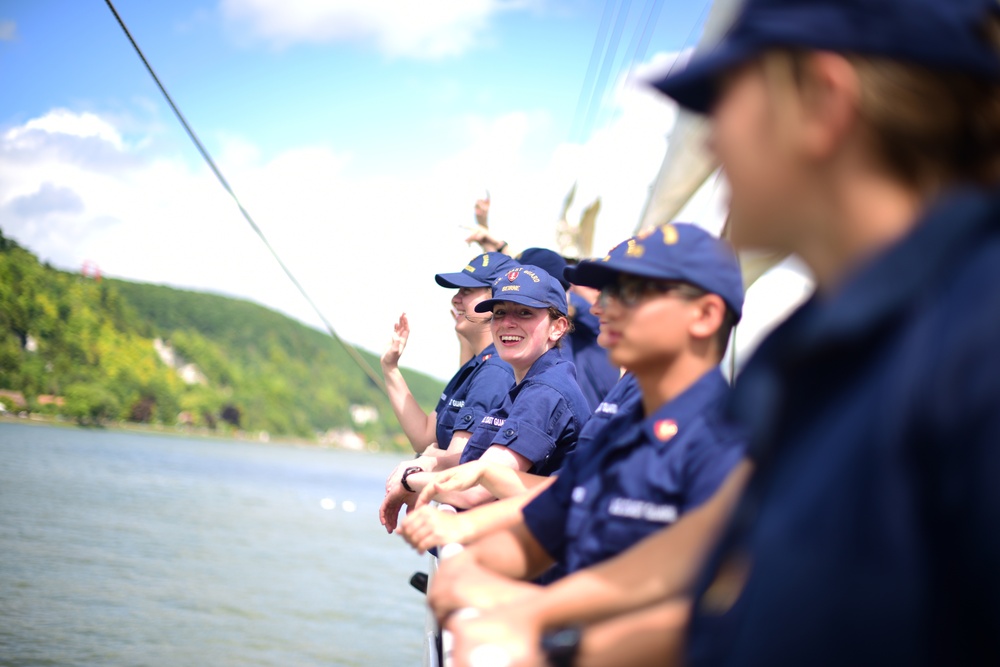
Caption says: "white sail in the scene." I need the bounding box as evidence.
[635,0,744,233]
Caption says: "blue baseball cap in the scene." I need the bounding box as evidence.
[516,248,571,291]
[474,265,570,317]
[435,252,518,289]
[567,223,744,321]
[653,0,1000,114]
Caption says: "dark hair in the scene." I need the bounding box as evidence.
[670,283,736,360]
[546,306,574,348]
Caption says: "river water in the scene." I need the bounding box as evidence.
[0,422,430,666]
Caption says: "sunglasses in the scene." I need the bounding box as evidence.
[599,278,698,308]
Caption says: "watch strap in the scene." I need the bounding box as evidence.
[541,625,582,667]
[401,466,423,493]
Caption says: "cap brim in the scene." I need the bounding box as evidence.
[474,295,558,314]
[435,272,490,289]
[651,40,759,114]
[562,265,583,286]
[564,261,631,290]
[569,256,698,290]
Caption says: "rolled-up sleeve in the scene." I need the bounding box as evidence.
[452,363,512,435]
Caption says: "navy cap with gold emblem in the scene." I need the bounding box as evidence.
[474,265,570,317]
[652,0,1000,115]
[435,251,518,289]
[566,223,744,321]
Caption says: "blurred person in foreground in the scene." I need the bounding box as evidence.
[446,0,1000,665]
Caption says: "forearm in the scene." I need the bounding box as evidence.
[381,364,435,451]
[432,448,542,508]
[433,484,498,510]
[449,491,548,545]
[444,431,473,457]
[465,522,555,580]
[405,466,506,509]
[575,599,691,667]
[478,467,551,499]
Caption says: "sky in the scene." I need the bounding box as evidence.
[0,0,810,383]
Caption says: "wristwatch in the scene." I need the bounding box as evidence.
[400,466,423,493]
[541,625,582,667]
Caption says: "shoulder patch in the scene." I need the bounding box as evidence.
[654,419,678,441]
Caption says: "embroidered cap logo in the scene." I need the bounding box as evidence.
[661,224,679,245]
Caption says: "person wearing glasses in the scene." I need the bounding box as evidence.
[381,265,592,531]
[425,223,747,610]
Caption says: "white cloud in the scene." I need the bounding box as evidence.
[6,109,125,150]
[220,0,527,58]
[0,20,15,42]
[8,53,809,383]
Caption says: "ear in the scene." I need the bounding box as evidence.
[798,52,861,160]
[549,316,570,343]
[688,294,726,345]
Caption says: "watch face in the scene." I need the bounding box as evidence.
[542,626,582,666]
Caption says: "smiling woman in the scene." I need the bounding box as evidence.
[454,265,591,478]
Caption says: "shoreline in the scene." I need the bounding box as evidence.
[0,412,382,452]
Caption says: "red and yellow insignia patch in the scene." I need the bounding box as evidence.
[654,419,678,441]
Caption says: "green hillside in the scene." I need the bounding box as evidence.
[0,227,443,449]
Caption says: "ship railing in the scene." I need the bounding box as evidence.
[422,504,465,667]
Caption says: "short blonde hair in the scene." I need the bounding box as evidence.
[762,17,1000,192]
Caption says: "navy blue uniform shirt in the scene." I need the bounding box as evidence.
[566,292,620,411]
[432,343,514,449]
[687,188,1000,667]
[531,372,641,585]
[524,367,745,576]
[459,347,591,477]
[555,373,641,480]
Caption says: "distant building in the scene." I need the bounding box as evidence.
[36,395,66,407]
[178,363,207,386]
[319,427,366,451]
[154,339,207,386]
[349,404,378,425]
[153,338,178,367]
[0,390,27,409]
[24,335,38,353]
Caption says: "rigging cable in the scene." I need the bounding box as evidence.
[659,0,714,82]
[579,0,634,143]
[592,0,663,134]
[568,0,618,144]
[102,0,387,397]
